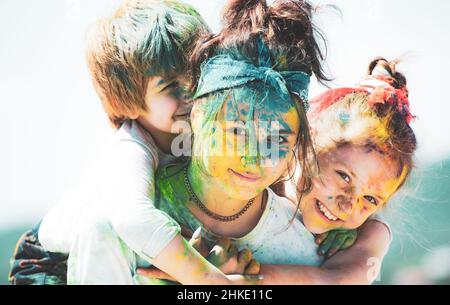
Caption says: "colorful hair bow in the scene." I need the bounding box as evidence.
[308,75,415,124]
[359,75,414,124]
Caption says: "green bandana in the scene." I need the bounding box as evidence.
[194,38,311,111]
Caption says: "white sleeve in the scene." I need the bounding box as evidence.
[100,140,181,262]
[368,213,393,243]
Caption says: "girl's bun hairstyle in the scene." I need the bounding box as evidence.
[189,0,330,89]
[368,57,407,89]
[367,57,417,160]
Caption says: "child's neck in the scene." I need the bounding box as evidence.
[137,117,177,154]
[186,163,266,238]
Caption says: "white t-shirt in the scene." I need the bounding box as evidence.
[213,188,322,266]
[38,120,180,263]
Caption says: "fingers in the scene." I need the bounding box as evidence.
[228,243,238,260]
[317,229,358,258]
[188,227,210,257]
[342,234,357,250]
[188,227,201,247]
[208,238,231,267]
[317,231,337,256]
[136,267,176,282]
[315,232,328,245]
[244,259,260,275]
[236,249,260,275]
[236,248,252,273]
[325,234,347,258]
[238,248,252,264]
[227,274,263,285]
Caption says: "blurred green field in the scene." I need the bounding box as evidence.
[1,159,449,285]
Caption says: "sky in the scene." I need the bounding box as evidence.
[0,0,449,229]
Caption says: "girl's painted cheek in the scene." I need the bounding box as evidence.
[374,176,402,202]
[224,99,239,121]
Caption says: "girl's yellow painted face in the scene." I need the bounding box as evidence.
[300,143,405,234]
[192,98,300,201]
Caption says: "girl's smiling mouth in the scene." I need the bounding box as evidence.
[315,199,341,222]
[228,169,261,182]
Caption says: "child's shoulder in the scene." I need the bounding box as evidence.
[265,187,300,221]
[115,120,157,150]
[110,120,161,165]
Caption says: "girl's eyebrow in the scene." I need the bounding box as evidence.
[279,129,293,135]
[376,194,386,202]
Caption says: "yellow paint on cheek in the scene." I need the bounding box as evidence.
[378,165,408,205]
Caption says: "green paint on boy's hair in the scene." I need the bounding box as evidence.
[107,0,210,78]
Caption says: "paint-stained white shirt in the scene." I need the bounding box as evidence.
[135,187,323,284]
[225,188,323,266]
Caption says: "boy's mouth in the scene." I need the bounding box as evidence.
[315,199,340,222]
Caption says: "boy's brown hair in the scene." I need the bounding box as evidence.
[86,0,210,128]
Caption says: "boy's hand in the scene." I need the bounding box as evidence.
[207,238,260,275]
[189,227,260,275]
[315,229,357,258]
[136,227,261,283]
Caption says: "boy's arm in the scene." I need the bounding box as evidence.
[259,220,391,285]
[104,141,257,285]
[150,234,261,285]
[105,140,182,262]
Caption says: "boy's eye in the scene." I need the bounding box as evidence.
[364,195,378,206]
[160,80,179,93]
[336,170,351,183]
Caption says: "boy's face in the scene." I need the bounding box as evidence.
[300,144,404,234]
[141,76,192,134]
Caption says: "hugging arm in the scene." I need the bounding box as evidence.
[139,228,261,285]
[259,219,391,285]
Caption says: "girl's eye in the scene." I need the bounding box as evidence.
[267,136,288,145]
[231,127,246,136]
[364,195,378,206]
[336,170,351,183]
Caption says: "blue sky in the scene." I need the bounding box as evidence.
[1,0,449,229]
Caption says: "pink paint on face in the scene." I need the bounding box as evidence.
[300,143,404,234]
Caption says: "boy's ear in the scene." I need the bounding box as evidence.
[130,113,140,120]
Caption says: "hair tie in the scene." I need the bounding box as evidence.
[359,75,414,124]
